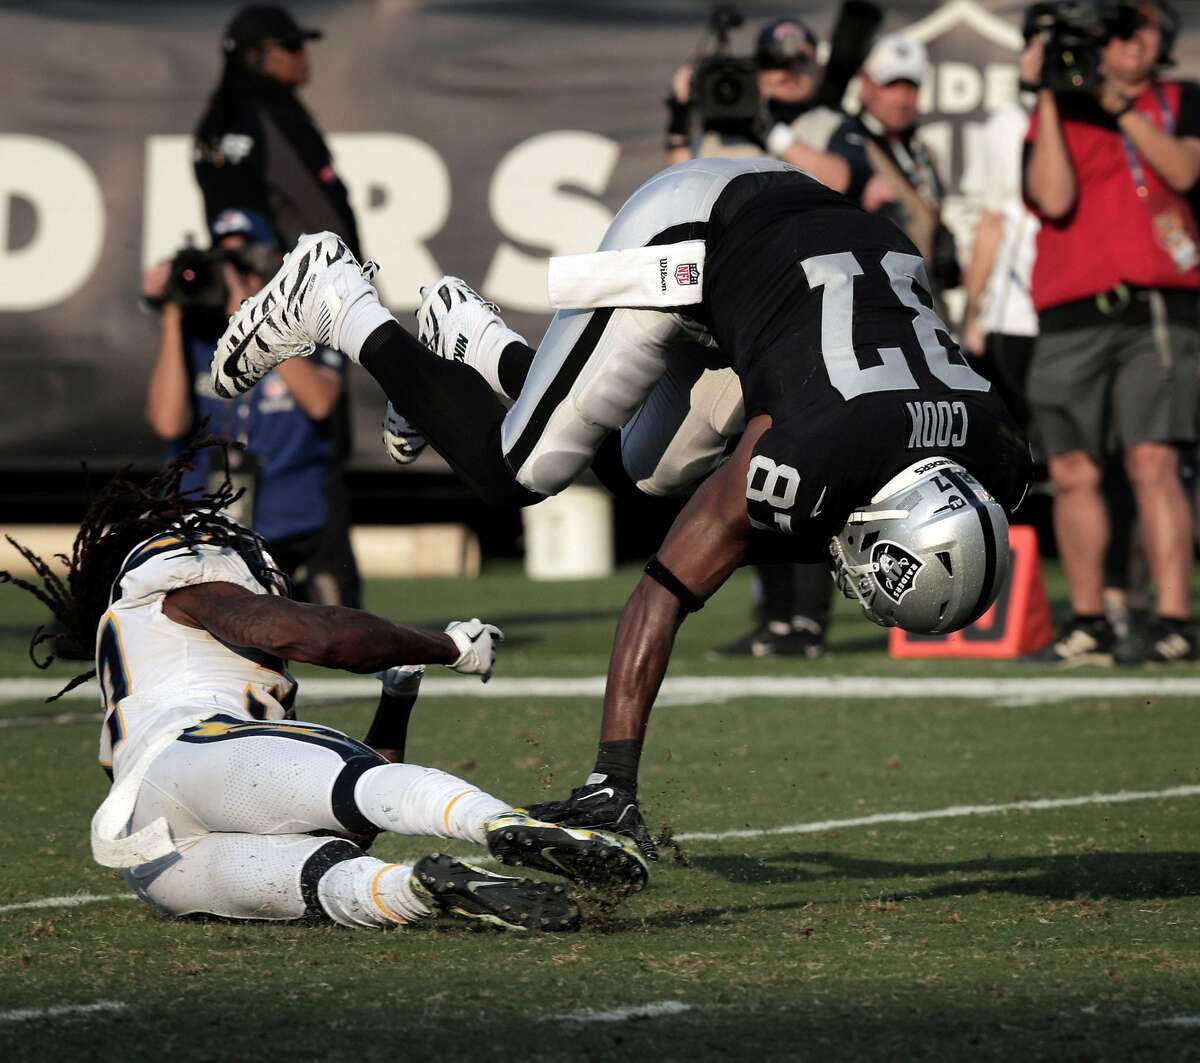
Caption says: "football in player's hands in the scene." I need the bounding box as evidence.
[444,618,504,681]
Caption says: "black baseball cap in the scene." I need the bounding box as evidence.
[223,4,322,52]
[755,17,819,69]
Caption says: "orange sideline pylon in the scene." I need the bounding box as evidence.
[889,525,1054,659]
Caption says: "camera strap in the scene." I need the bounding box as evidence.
[1121,85,1200,273]
[1120,85,1174,198]
[547,241,706,310]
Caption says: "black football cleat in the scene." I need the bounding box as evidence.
[410,853,579,931]
[485,811,649,893]
[525,781,659,862]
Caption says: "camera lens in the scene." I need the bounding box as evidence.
[714,74,745,106]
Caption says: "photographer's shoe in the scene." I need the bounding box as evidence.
[212,231,379,398]
[484,810,648,894]
[1114,619,1196,665]
[382,402,428,465]
[1025,617,1115,666]
[416,276,525,396]
[409,853,580,931]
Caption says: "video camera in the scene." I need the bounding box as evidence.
[149,239,280,337]
[1024,1,1178,95]
[690,5,760,136]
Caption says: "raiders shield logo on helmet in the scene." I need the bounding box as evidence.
[871,541,924,602]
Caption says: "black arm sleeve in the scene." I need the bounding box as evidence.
[826,118,874,205]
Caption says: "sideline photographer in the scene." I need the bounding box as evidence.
[665,11,852,194]
[1023,0,1200,664]
[826,34,961,296]
[143,209,359,607]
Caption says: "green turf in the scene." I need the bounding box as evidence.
[1,564,1198,1061]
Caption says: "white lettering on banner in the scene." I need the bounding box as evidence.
[984,64,1020,110]
[138,130,614,315]
[938,62,982,115]
[332,133,449,310]
[483,131,618,313]
[0,136,105,311]
[142,135,206,269]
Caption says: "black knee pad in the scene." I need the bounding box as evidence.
[299,838,363,919]
[330,753,388,834]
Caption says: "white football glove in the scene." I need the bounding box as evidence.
[382,402,428,465]
[444,618,504,682]
[375,663,426,698]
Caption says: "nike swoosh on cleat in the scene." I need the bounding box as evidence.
[219,314,266,390]
[466,879,513,894]
[578,788,614,802]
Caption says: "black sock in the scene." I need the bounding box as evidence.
[497,340,536,401]
[359,321,541,508]
[363,691,416,760]
[592,739,643,794]
[1073,614,1107,627]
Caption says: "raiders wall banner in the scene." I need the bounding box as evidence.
[3,0,1198,469]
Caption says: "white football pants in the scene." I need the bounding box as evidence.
[120,716,510,925]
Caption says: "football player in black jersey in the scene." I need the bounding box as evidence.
[210,158,1032,859]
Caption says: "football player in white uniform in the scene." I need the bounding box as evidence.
[3,447,646,932]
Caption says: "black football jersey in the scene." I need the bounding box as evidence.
[693,170,1031,559]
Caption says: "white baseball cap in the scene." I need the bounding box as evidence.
[863,33,928,86]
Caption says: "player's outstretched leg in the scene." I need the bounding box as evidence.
[352,762,649,894]
[484,810,649,894]
[410,853,579,931]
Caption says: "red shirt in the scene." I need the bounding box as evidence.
[1026,80,1200,311]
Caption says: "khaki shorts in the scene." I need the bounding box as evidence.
[1029,299,1200,458]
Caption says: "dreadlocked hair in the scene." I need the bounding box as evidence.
[0,436,290,702]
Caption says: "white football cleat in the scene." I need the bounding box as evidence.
[211,231,379,398]
[415,276,525,395]
[381,402,428,465]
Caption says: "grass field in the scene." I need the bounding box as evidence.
[1,562,1199,1061]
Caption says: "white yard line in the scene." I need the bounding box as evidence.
[0,893,135,915]
[551,1001,692,1023]
[5,674,1200,708]
[6,786,1196,917]
[0,1001,126,1023]
[675,785,1200,842]
[1143,1016,1200,1027]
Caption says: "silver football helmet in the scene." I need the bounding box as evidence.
[830,457,1011,634]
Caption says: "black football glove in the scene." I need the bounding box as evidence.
[525,781,658,861]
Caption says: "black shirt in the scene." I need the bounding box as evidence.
[697,170,1030,557]
[195,67,361,257]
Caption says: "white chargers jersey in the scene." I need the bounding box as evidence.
[97,532,297,780]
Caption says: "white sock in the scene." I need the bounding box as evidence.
[316,856,429,928]
[338,291,397,364]
[354,763,512,846]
